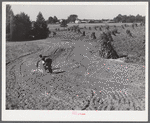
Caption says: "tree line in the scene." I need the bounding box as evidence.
[113,14,145,23]
[6,5,77,41]
[6,5,49,41]
[59,14,145,24]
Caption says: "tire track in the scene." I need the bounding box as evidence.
[6,43,53,109]
[6,39,145,110]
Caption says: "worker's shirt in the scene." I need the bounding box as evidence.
[42,56,52,67]
[41,56,47,62]
[36,56,46,68]
[37,56,52,68]
[37,60,45,72]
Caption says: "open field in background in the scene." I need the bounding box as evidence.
[49,23,145,64]
[7,23,145,65]
[6,23,145,110]
[48,23,135,30]
[6,40,50,64]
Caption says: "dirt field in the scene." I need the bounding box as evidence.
[6,23,145,110]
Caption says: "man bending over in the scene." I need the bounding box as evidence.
[37,54,53,73]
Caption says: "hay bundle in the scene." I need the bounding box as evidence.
[48,31,51,36]
[111,30,116,36]
[105,25,109,30]
[121,25,125,29]
[132,24,135,29]
[77,29,82,34]
[111,29,120,36]
[126,29,133,37]
[99,27,102,31]
[140,22,145,26]
[82,31,86,36]
[105,30,113,42]
[52,31,56,37]
[135,23,138,27]
[124,24,127,27]
[99,32,119,59]
[91,32,96,39]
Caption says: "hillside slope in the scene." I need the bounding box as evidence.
[6,39,145,110]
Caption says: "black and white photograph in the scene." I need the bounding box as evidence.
[2,2,148,121]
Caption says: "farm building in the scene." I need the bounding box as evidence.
[59,19,63,23]
[80,20,88,23]
[75,19,81,24]
[102,19,115,23]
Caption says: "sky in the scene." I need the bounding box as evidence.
[9,3,147,21]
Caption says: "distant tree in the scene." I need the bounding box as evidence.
[113,14,145,23]
[122,15,127,23]
[113,14,122,23]
[89,20,95,23]
[60,19,68,27]
[67,14,78,23]
[6,4,13,33]
[47,16,54,24]
[135,14,145,22]
[128,15,136,23]
[6,4,14,40]
[11,12,32,41]
[47,16,58,24]
[53,16,58,23]
[33,12,49,39]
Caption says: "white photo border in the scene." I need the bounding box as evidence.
[2,2,149,121]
